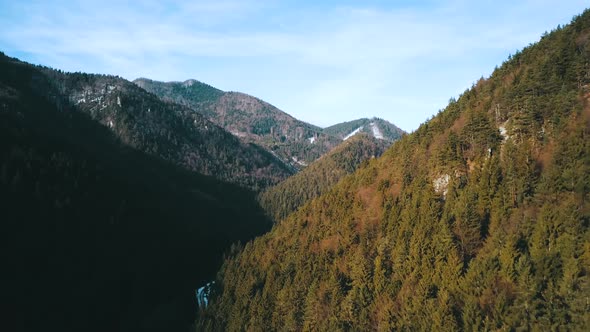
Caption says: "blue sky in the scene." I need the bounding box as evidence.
[0,0,588,131]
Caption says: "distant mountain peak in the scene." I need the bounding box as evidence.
[324,117,405,142]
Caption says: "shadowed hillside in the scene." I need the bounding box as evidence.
[0,53,273,332]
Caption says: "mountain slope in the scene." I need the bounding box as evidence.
[198,10,590,331]
[258,134,388,223]
[0,52,275,332]
[134,78,343,169]
[323,117,405,142]
[24,65,293,191]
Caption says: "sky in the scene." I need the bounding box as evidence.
[0,1,588,132]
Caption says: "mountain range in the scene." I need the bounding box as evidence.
[134,78,403,170]
[3,60,401,193]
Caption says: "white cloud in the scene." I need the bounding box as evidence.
[0,2,559,67]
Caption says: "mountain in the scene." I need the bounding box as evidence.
[0,52,276,331]
[198,10,590,331]
[323,117,405,142]
[28,66,292,191]
[134,78,343,170]
[259,134,388,223]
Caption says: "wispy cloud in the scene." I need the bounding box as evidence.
[0,0,587,131]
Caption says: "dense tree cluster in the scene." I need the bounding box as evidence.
[198,10,590,331]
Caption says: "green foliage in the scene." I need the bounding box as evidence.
[199,10,590,331]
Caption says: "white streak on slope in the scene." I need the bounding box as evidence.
[370,122,383,139]
[344,126,363,140]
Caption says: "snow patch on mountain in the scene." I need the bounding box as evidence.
[308,136,316,144]
[292,156,308,167]
[344,126,363,140]
[183,79,197,87]
[370,122,383,139]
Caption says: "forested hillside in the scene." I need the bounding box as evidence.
[0,53,273,331]
[259,134,388,223]
[12,61,293,191]
[134,78,343,170]
[198,10,590,331]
